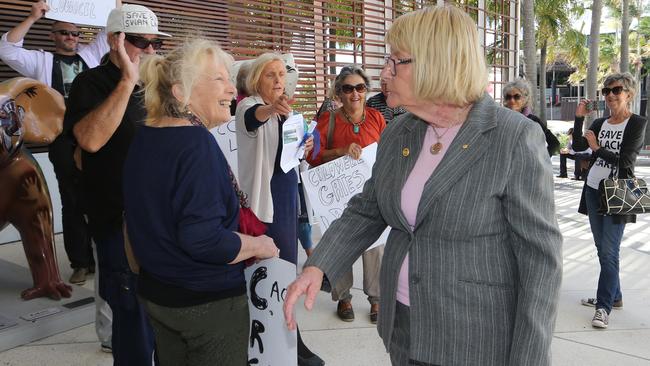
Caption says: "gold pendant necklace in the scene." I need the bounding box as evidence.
[430,125,450,154]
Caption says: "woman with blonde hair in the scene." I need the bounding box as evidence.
[285,5,562,365]
[235,52,322,366]
[123,38,280,365]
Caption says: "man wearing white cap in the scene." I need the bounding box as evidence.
[65,4,170,365]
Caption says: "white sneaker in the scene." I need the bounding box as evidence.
[591,309,609,329]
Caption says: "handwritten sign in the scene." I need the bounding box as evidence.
[210,117,238,180]
[45,0,114,27]
[245,258,297,366]
[301,144,375,230]
[302,143,389,246]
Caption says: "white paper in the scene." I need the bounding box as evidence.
[280,114,305,173]
[245,258,297,366]
[301,143,388,249]
[209,117,238,181]
[45,0,114,27]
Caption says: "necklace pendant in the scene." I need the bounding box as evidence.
[430,142,443,154]
[353,125,360,134]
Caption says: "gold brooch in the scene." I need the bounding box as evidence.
[402,148,410,157]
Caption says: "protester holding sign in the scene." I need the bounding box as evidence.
[123,38,280,365]
[286,6,562,366]
[307,65,386,324]
[235,53,323,366]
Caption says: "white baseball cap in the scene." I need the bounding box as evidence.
[106,4,171,37]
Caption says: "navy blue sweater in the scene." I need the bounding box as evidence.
[123,125,244,306]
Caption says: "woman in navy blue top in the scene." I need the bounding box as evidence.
[123,38,279,365]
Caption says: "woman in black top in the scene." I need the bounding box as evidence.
[502,78,560,156]
[572,72,647,329]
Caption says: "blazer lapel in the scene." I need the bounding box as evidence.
[392,115,428,233]
[414,94,498,230]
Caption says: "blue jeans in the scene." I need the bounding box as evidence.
[585,186,625,313]
[95,229,156,365]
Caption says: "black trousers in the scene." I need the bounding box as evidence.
[48,136,94,269]
[559,152,590,178]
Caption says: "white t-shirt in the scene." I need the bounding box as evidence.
[587,118,629,189]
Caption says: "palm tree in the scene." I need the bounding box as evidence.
[522,0,538,109]
[620,0,630,72]
[586,0,603,128]
[535,0,570,122]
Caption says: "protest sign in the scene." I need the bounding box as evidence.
[45,0,114,27]
[245,258,297,366]
[301,143,389,245]
[210,117,238,180]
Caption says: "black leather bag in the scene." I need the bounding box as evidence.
[598,177,650,215]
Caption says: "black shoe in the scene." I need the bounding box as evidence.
[556,175,568,178]
[337,300,355,322]
[298,354,325,366]
[320,274,331,293]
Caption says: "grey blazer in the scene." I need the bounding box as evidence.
[305,94,563,366]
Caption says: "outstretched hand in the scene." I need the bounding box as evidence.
[271,94,292,117]
[283,266,324,330]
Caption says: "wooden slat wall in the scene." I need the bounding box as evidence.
[1,0,518,119]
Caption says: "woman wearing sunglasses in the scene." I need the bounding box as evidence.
[502,78,560,156]
[286,6,561,366]
[307,65,386,324]
[572,72,647,329]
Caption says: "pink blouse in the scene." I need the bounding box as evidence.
[396,123,461,306]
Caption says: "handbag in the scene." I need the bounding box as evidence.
[598,157,650,215]
[226,165,267,236]
[598,177,650,215]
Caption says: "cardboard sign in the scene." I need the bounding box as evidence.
[301,144,376,231]
[210,117,238,180]
[301,143,389,246]
[245,258,297,366]
[45,0,114,27]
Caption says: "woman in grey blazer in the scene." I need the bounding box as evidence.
[284,5,563,366]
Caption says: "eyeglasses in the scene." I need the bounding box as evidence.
[384,56,413,76]
[124,34,164,50]
[504,94,522,101]
[340,83,367,94]
[52,30,80,37]
[601,86,626,96]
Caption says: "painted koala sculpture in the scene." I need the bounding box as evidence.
[0,77,71,300]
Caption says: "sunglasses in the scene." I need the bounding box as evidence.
[340,83,367,94]
[124,34,164,50]
[504,94,522,101]
[52,30,80,37]
[601,86,626,96]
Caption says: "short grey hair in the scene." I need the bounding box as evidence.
[333,65,370,97]
[603,72,636,99]
[502,78,532,108]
